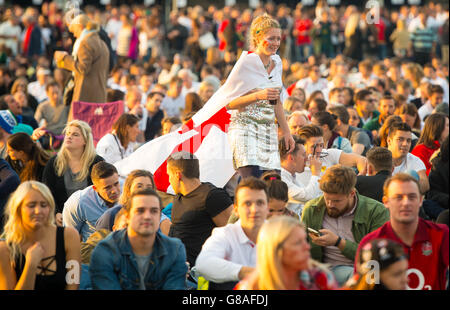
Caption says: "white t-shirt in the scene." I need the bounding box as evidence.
[161,94,186,118]
[296,148,342,186]
[418,102,434,121]
[393,152,426,175]
[0,21,21,55]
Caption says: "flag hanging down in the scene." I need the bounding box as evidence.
[72,100,124,147]
[114,51,285,193]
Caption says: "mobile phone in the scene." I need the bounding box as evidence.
[307,227,321,237]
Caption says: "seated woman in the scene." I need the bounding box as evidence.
[412,112,449,175]
[95,169,172,236]
[311,111,353,153]
[235,216,337,290]
[42,120,104,225]
[6,132,50,182]
[96,113,140,164]
[260,171,298,219]
[344,239,408,290]
[0,181,81,290]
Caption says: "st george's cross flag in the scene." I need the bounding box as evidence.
[114,51,285,194]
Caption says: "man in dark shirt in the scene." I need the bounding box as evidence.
[166,12,189,58]
[167,151,233,268]
[356,147,393,202]
[144,92,164,142]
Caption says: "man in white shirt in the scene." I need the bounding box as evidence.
[279,136,322,217]
[387,122,429,194]
[178,68,200,96]
[0,15,21,56]
[104,7,122,51]
[294,65,329,98]
[422,64,449,103]
[194,177,269,289]
[27,67,50,103]
[418,84,445,121]
[295,125,368,187]
[161,76,185,118]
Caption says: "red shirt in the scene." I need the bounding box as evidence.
[294,19,312,45]
[356,219,449,290]
[411,141,440,175]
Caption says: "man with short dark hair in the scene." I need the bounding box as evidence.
[90,188,188,290]
[302,165,389,286]
[363,95,396,134]
[296,124,368,186]
[418,84,445,121]
[357,173,449,290]
[354,89,379,126]
[329,105,372,155]
[356,147,393,202]
[279,135,322,217]
[144,92,165,141]
[195,177,269,289]
[63,161,121,242]
[167,151,233,268]
[34,81,69,136]
[387,122,429,193]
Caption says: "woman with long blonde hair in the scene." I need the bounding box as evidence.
[42,120,104,224]
[0,181,81,290]
[235,216,337,290]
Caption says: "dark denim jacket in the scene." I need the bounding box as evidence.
[89,229,187,290]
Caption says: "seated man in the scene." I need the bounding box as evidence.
[301,165,389,286]
[167,151,233,268]
[296,124,368,186]
[328,105,372,155]
[279,135,322,217]
[363,95,396,139]
[387,122,429,193]
[34,80,69,136]
[90,188,187,290]
[63,161,121,242]
[356,147,393,202]
[357,173,449,290]
[287,111,310,135]
[194,177,269,289]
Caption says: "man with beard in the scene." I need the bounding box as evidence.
[301,165,389,286]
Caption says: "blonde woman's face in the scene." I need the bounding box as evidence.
[64,126,86,150]
[256,28,281,56]
[130,176,154,194]
[21,189,51,230]
[281,226,310,272]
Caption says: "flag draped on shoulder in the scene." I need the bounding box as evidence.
[114,51,284,193]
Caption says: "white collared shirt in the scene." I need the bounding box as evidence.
[280,167,322,217]
[96,133,136,165]
[194,220,256,283]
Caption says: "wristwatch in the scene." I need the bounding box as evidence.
[334,236,342,247]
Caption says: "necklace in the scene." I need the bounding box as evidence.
[263,59,271,71]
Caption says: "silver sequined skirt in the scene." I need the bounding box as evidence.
[228,100,281,170]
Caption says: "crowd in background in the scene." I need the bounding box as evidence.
[0,0,448,291]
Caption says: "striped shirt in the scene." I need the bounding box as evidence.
[410,26,437,53]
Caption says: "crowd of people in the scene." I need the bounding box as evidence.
[0,0,449,291]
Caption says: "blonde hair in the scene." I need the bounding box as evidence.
[70,13,99,31]
[254,216,328,290]
[54,120,96,181]
[249,13,281,51]
[2,181,56,263]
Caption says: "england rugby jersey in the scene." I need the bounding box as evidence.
[356,219,449,290]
